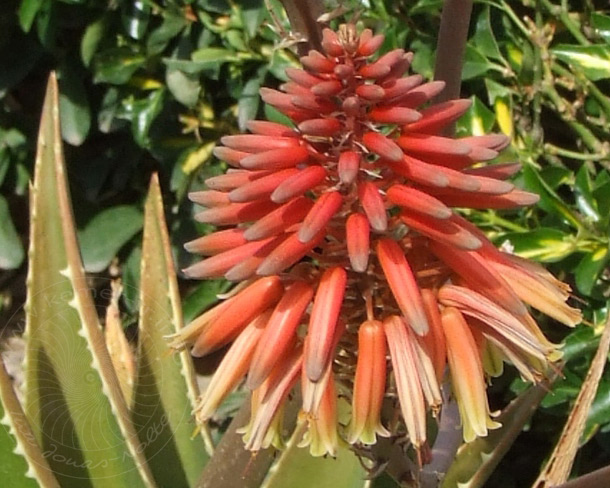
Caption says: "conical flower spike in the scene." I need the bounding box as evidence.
[441,307,500,442]
[180,23,579,452]
[383,315,427,448]
[305,267,347,381]
[348,320,390,445]
[377,239,429,335]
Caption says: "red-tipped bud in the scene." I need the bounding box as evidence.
[338,150,360,185]
[184,228,247,255]
[355,84,386,101]
[358,181,387,232]
[363,131,404,162]
[191,277,284,357]
[304,267,347,381]
[377,239,429,335]
[229,168,299,203]
[221,134,299,153]
[387,184,452,219]
[301,50,336,73]
[298,118,342,136]
[271,166,327,204]
[244,197,313,241]
[240,146,309,170]
[348,320,390,445]
[346,213,370,272]
[248,281,314,389]
[298,191,343,243]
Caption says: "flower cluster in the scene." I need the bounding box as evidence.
[170,25,581,457]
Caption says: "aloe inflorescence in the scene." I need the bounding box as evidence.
[170,24,581,459]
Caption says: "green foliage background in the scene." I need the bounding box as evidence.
[1,0,610,486]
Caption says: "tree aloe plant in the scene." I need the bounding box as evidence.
[2,2,610,488]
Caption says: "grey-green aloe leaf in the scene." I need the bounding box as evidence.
[0,360,59,488]
[130,174,208,487]
[23,72,156,487]
[262,423,367,488]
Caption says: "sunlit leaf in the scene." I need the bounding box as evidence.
[24,73,155,487]
[575,246,609,296]
[551,44,610,81]
[0,361,59,488]
[131,174,208,487]
[0,195,24,270]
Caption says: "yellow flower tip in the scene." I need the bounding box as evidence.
[441,307,499,443]
[298,377,339,457]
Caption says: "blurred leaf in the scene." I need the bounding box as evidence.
[182,279,230,323]
[93,47,146,84]
[121,0,150,40]
[456,96,495,136]
[551,44,610,81]
[574,166,600,221]
[0,195,24,270]
[0,34,42,95]
[0,361,60,488]
[462,45,495,80]
[523,165,583,229]
[592,13,610,44]
[58,62,91,146]
[442,381,553,488]
[131,174,208,487]
[238,72,263,131]
[562,325,599,363]
[78,205,143,272]
[147,14,187,55]
[192,47,239,63]
[24,73,155,487]
[575,246,609,296]
[166,69,200,107]
[81,16,108,67]
[471,6,504,62]
[126,89,166,147]
[18,0,45,32]
[264,427,366,488]
[499,228,574,262]
[240,0,265,38]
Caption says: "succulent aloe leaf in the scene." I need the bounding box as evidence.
[262,425,367,488]
[0,360,59,488]
[440,379,553,488]
[131,174,207,487]
[23,72,156,487]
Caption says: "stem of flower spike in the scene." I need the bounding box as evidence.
[433,0,473,106]
[195,392,300,488]
[278,0,325,56]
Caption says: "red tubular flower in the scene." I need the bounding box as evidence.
[169,24,581,457]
